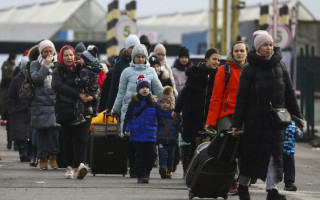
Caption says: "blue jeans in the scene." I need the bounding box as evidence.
[32,129,37,147]
[158,144,176,169]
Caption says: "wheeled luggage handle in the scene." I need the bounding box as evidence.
[104,112,121,139]
[215,130,243,164]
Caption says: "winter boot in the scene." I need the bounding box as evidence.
[39,158,48,170]
[49,155,58,169]
[267,189,286,200]
[284,182,297,191]
[159,165,167,179]
[238,185,251,200]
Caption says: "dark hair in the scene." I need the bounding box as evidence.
[229,41,249,58]
[205,48,220,60]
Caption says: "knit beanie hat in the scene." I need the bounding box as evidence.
[253,30,274,50]
[149,55,161,67]
[38,39,55,53]
[81,46,99,63]
[125,34,140,49]
[136,75,151,92]
[132,44,148,60]
[19,56,29,69]
[139,35,151,52]
[154,43,166,55]
[162,86,175,110]
[179,46,190,58]
[74,42,86,53]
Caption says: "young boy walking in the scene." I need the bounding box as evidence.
[123,75,173,184]
[157,86,181,179]
[283,120,303,191]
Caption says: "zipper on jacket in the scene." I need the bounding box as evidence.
[224,92,229,112]
[203,74,210,120]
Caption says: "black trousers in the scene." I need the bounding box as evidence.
[61,117,92,168]
[132,142,157,179]
[283,153,295,184]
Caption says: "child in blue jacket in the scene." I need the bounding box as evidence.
[123,75,172,184]
[283,120,303,191]
[156,86,181,179]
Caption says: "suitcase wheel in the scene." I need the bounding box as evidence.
[93,173,95,176]
[123,174,125,177]
[188,189,194,199]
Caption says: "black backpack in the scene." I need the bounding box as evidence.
[19,62,34,102]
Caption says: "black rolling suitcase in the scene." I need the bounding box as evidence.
[90,115,128,176]
[185,131,242,199]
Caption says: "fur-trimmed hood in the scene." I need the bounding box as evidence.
[161,67,170,79]
[28,45,40,62]
[130,92,158,103]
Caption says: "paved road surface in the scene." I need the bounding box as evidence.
[0,126,319,200]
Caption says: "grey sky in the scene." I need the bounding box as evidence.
[1,0,319,20]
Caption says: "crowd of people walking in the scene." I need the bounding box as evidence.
[0,30,303,200]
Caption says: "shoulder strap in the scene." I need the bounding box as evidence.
[224,64,231,90]
[133,102,149,121]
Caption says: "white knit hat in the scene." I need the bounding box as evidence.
[38,39,55,53]
[132,44,148,60]
[125,35,140,49]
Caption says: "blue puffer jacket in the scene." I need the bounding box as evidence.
[124,93,172,142]
[156,114,181,145]
[283,120,303,155]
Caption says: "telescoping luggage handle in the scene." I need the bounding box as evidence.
[216,130,243,164]
[105,112,120,139]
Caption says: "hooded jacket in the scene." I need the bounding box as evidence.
[106,49,132,110]
[231,47,301,181]
[206,55,247,126]
[174,61,217,142]
[112,60,163,135]
[123,93,172,142]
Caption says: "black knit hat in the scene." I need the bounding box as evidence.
[149,55,161,67]
[139,35,151,52]
[178,46,189,58]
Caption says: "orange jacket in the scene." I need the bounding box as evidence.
[206,61,242,126]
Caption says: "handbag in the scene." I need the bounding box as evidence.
[19,73,34,102]
[270,102,291,126]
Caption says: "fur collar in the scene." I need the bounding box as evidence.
[28,45,40,62]
[161,67,170,79]
[130,92,158,102]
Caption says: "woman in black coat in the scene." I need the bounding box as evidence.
[231,31,302,200]
[52,45,99,179]
[6,57,31,162]
[172,48,220,173]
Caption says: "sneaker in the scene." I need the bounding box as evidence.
[77,163,88,179]
[228,179,238,195]
[137,177,149,184]
[29,155,38,167]
[72,116,86,126]
[159,165,167,179]
[284,182,297,191]
[267,189,286,200]
[65,166,74,179]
